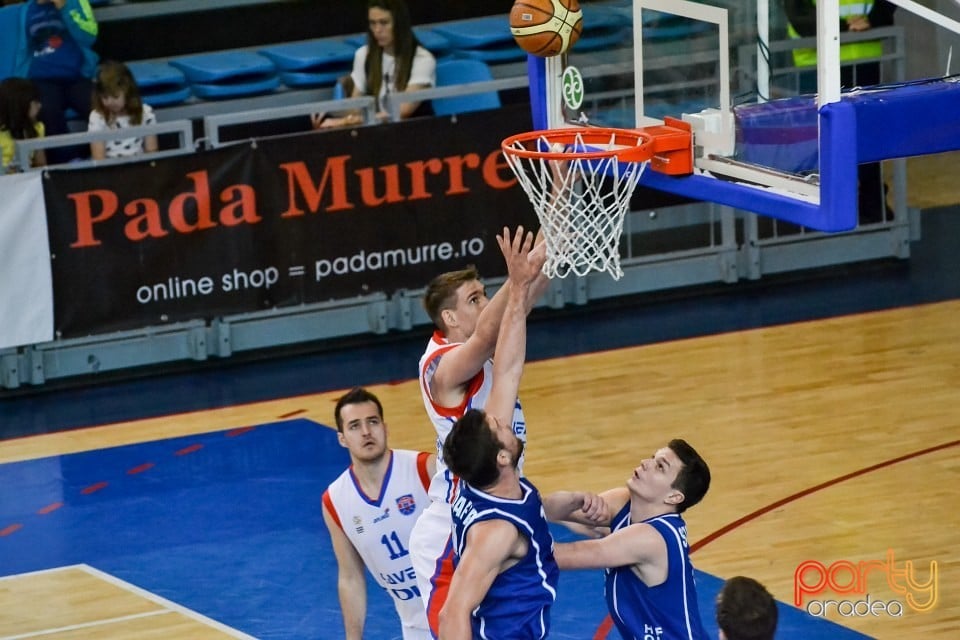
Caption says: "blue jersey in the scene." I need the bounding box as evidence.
[604,509,706,640]
[450,477,559,639]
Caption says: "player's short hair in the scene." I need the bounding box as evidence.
[443,409,501,488]
[422,266,480,331]
[668,438,710,512]
[333,387,384,432]
[716,576,778,640]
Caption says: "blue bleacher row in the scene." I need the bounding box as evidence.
[104,2,703,108]
[126,6,637,107]
[2,1,709,117]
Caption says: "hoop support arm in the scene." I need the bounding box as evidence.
[637,117,694,175]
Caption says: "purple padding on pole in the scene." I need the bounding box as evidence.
[851,79,960,163]
[528,55,548,131]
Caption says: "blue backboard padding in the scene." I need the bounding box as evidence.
[528,54,548,131]
[639,98,859,231]
[853,77,960,163]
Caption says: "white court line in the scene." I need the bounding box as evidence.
[0,564,257,640]
[79,564,258,639]
[0,610,172,640]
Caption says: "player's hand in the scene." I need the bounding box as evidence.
[579,492,609,525]
[497,225,541,286]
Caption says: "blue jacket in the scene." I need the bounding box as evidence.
[11,0,99,80]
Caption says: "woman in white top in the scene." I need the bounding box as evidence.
[314,0,436,128]
[87,60,158,160]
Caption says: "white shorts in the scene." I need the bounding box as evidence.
[409,500,454,636]
[400,623,434,640]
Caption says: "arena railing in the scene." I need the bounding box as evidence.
[15,120,195,171]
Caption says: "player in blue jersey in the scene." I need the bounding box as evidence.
[436,226,604,639]
[551,439,712,640]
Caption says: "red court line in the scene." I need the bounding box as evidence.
[81,481,109,495]
[128,462,155,475]
[691,438,960,552]
[175,443,204,456]
[37,502,63,515]
[592,438,960,639]
[278,409,306,419]
[226,427,254,437]
[0,523,23,536]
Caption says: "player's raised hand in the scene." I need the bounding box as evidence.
[497,226,541,286]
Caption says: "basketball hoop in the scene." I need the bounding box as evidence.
[501,127,654,280]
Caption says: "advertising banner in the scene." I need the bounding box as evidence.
[43,106,536,337]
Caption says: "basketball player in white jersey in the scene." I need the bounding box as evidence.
[322,387,436,640]
[410,227,549,635]
[437,226,606,639]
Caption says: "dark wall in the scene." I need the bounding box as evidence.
[97,0,517,62]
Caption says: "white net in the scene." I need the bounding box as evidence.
[502,130,649,280]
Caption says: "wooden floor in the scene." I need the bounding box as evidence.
[3,299,957,639]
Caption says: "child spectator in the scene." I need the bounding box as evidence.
[0,77,46,171]
[87,60,158,160]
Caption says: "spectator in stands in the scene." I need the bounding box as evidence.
[715,576,778,640]
[87,60,158,160]
[9,0,99,164]
[313,0,435,129]
[0,76,46,171]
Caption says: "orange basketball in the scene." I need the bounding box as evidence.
[510,0,583,57]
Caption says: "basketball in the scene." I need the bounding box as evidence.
[510,0,583,58]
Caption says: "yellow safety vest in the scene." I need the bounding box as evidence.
[787,0,884,67]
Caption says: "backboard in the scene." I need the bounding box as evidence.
[531,0,960,231]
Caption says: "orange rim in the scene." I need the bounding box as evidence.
[501,127,655,163]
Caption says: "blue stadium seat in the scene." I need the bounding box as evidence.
[607,4,713,41]
[432,59,500,117]
[170,51,279,100]
[344,28,450,56]
[432,16,526,64]
[127,61,192,107]
[259,39,356,88]
[576,5,631,52]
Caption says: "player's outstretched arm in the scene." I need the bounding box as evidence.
[438,520,524,639]
[554,521,665,571]
[542,491,610,527]
[430,225,546,405]
[322,501,368,640]
[485,226,544,426]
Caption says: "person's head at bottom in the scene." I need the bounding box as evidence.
[716,575,778,640]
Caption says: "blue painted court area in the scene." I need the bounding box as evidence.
[0,418,868,639]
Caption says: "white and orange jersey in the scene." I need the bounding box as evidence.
[418,330,527,505]
[322,449,432,631]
